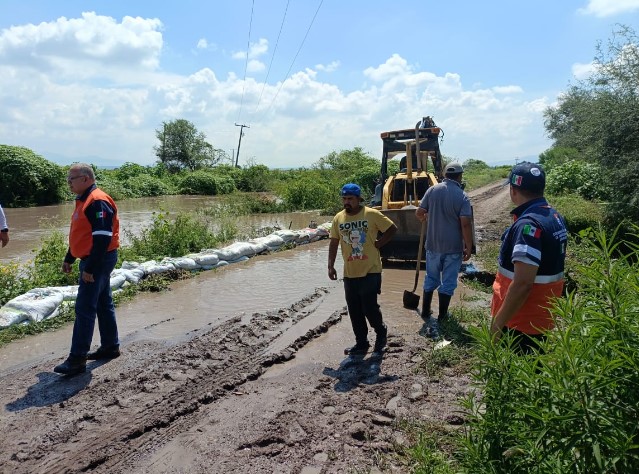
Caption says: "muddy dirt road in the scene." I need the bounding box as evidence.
[0,181,510,474]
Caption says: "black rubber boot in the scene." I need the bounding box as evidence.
[87,346,121,360]
[421,291,434,320]
[438,293,452,320]
[54,355,87,376]
[373,324,388,353]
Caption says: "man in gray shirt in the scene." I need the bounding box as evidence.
[415,162,473,335]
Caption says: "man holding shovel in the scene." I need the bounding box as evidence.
[328,183,397,355]
[415,162,473,337]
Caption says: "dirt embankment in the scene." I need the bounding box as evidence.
[0,182,511,474]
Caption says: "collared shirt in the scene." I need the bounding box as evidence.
[491,197,568,334]
[418,178,472,253]
[498,197,567,279]
[65,184,119,273]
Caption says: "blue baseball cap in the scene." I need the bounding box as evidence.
[508,162,546,193]
[341,183,361,197]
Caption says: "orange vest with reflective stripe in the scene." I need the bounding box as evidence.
[491,272,564,334]
[69,188,119,259]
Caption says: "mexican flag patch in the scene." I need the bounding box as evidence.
[96,211,105,219]
[523,224,541,238]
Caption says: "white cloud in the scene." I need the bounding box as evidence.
[232,38,268,60]
[0,13,553,168]
[0,12,163,78]
[492,85,523,94]
[315,61,340,72]
[247,59,265,73]
[578,0,639,17]
[363,54,412,81]
[572,61,595,79]
[196,38,217,50]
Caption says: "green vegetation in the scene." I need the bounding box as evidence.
[0,145,66,206]
[461,226,639,473]
[544,25,639,227]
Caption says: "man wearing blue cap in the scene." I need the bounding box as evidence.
[328,183,397,355]
[491,162,567,353]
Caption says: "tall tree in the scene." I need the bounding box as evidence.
[154,119,223,172]
[544,25,639,223]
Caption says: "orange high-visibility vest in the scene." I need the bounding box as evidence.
[69,188,119,259]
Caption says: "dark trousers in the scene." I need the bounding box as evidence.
[70,250,119,357]
[343,273,384,344]
[503,327,546,355]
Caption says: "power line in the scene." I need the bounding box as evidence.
[262,0,323,119]
[236,0,255,122]
[252,0,290,115]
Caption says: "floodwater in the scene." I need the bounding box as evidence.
[0,195,327,265]
[0,240,419,375]
[0,194,421,375]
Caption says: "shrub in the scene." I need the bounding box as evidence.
[548,193,603,234]
[121,211,236,260]
[461,226,639,473]
[27,231,79,289]
[125,175,174,197]
[546,159,606,200]
[179,171,236,195]
[280,177,334,211]
[237,164,272,192]
[0,145,65,206]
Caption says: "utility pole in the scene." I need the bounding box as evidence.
[234,123,249,168]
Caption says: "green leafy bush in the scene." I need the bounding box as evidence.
[125,175,174,197]
[237,164,272,192]
[115,162,147,180]
[120,211,236,260]
[0,145,65,206]
[179,171,236,195]
[280,177,334,211]
[28,231,79,288]
[546,160,606,200]
[461,226,639,473]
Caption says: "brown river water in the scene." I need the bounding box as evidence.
[0,195,327,265]
[0,196,418,374]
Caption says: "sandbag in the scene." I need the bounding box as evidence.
[162,257,201,271]
[252,234,285,250]
[216,242,259,261]
[0,288,64,328]
[47,285,79,301]
[116,267,145,284]
[109,273,127,290]
[190,252,219,267]
[274,229,298,243]
[140,260,176,275]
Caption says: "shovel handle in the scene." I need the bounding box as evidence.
[412,219,426,292]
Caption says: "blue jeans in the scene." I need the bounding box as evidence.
[423,250,463,296]
[70,250,119,357]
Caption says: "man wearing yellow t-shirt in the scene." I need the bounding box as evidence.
[328,183,397,355]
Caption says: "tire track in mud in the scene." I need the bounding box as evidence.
[2,288,345,474]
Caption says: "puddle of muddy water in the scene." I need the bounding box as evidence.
[0,241,424,377]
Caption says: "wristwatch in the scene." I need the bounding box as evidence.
[0,228,8,233]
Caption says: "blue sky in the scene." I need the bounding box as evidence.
[1,0,638,169]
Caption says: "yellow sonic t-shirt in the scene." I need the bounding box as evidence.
[330,206,395,278]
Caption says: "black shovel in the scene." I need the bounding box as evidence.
[403,219,426,309]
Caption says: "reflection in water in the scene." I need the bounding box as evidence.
[0,195,328,264]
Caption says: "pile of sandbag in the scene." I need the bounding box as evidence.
[0,224,330,329]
